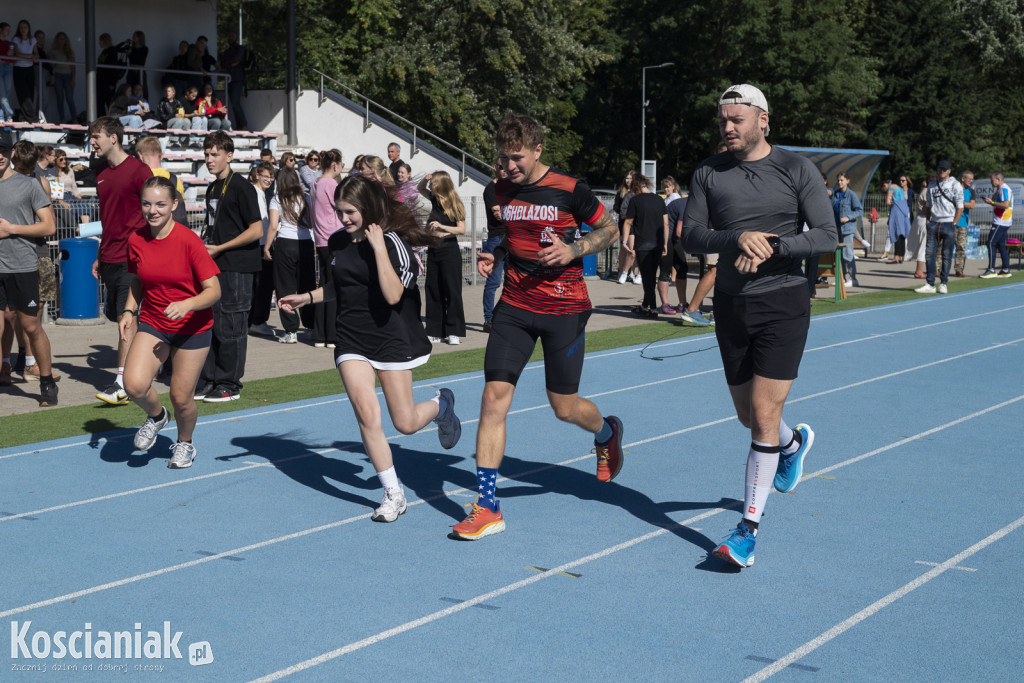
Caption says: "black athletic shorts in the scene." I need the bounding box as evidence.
[0,271,42,315]
[484,301,590,395]
[99,261,133,322]
[713,284,810,386]
[138,321,212,350]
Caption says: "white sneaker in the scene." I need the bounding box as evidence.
[617,272,628,284]
[279,331,298,344]
[371,487,407,522]
[314,342,326,348]
[167,441,197,469]
[447,335,460,345]
[134,407,170,451]
[427,336,442,343]
[915,283,936,294]
[937,283,948,294]
[632,273,642,285]
[96,383,129,405]
[844,279,853,288]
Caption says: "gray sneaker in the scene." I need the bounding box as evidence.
[371,487,408,522]
[167,441,197,469]
[433,387,461,450]
[134,407,170,451]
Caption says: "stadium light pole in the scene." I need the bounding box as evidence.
[641,62,674,172]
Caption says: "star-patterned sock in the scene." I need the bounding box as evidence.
[476,466,499,511]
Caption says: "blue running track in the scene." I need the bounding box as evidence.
[2,284,1022,681]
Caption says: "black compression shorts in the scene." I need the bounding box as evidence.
[137,321,213,350]
[484,301,590,394]
[713,284,810,385]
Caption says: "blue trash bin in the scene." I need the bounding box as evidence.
[580,224,597,277]
[59,238,100,319]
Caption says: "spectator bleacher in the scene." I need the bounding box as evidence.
[1,120,278,320]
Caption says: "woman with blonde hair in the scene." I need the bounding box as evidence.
[661,175,681,205]
[417,170,466,344]
[360,155,395,186]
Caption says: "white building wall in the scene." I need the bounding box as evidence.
[245,88,491,233]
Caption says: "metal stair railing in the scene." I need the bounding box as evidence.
[300,67,491,181]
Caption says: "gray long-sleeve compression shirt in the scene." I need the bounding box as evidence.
[681,146,838,296]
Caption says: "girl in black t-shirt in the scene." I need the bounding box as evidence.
[622,173,669,316]
[417,170,467,344]
[278,175,461,523]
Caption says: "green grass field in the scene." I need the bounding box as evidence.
[0,279,1011,449]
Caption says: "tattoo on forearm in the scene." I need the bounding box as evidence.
[570,215,617,258]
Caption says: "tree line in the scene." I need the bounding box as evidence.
[222,0,1024,189]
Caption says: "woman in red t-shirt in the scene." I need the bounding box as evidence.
[121,176,221,469]
[196,82,229,130]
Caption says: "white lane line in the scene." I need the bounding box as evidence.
[2,394,1019,628]
[741,513,1024,683]
[4,291,1020,461]
[803,395,1024,479]
[250,397,1024,681]
[249,506,734,683]
[0,450,335,523]
[0,449,593,619]
[6,339,1022,523]
[803,304,1024,353]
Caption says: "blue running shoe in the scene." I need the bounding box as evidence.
[679,309,713,326]
[774,423,814,493]
[433,388,461,450]
[713,523,756,567]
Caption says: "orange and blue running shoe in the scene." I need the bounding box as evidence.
[595,416,624,482]
[713,522,756,568]
[452,502,506,540]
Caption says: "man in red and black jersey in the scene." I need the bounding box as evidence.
[450,113,625,540]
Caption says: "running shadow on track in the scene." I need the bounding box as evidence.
[90,419,174,468]
[223,433,379,508]
[389,445,476,522]
[495,454,736,552]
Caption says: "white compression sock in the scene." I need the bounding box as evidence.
[744,441,779,526]
[779,419,797,455]
[377,466,400,491]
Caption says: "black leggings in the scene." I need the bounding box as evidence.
[314,245,338,343]
[635,247,670,309]
[273,238,316,333]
